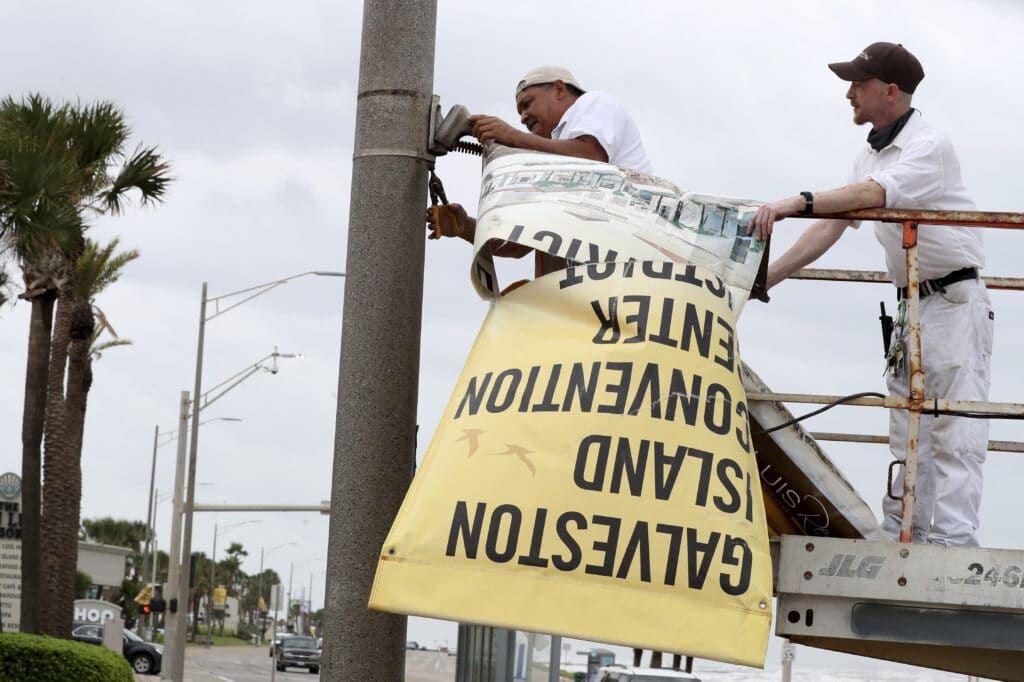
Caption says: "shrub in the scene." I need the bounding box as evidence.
[0,632,132,682]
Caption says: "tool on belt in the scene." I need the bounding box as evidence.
[883,298,907,376]
[879,302,893,357]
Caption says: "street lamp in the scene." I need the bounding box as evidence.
[258,542,298,644]
[308,570,327,636]
[205,520,260,645]
[168,354,295,660]
[287,557,321,634]
[165,270,344,682]
[143,418,240,588]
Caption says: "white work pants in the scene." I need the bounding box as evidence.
[880,279,993,546]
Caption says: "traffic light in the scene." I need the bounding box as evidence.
[151,597,166,613]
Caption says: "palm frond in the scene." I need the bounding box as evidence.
[66,101,128,168]
[101,145,173,215]
[0,94,68,148]
[0,93,171,290]
[0,95,88,258]
[89,302,132,360]
[92,303,117,338]
[90,337,131,361]
[74,237,140,298]
[0,262,11,308]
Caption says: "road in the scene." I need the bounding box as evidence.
[140,645,456,681]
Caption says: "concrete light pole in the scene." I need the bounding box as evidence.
[163,391,190,680]
[324,2,436,680]
[141,425,165,588]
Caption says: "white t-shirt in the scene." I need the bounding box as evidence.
[551,91,653,174]
[849,110,983,286]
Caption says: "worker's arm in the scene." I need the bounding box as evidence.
[426,203,532,258]
[468,115,608,163]
[427,203,476,244]
[765,218,851,289]
[748,180,886,241]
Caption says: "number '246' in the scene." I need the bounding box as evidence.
[951,563,1023,587]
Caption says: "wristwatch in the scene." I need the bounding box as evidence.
[799,191,814,215]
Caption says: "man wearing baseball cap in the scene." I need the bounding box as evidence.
[471,64,651,174]
[748,42,993,547]
[428,65,651,247]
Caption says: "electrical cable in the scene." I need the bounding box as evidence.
[756,392,886,435]
[453,140,483,156]
[757,390,1024,436]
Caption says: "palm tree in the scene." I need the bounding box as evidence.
[42,239,140,636]
[189,552,213,642]
[1,94,89,634]
[221,542,249,597]
[0,94,170,636]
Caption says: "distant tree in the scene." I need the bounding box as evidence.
[80,517,147,554]
[188,552,212,642]
[80,517,148,579]
[220,542,248,597]
[239,568,281,621]
[74,571,94,599]
[309,608,324,636]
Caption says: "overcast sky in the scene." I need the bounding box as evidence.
[2,0,1022,676]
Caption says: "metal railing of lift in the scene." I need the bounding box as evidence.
[745,208,1024,543]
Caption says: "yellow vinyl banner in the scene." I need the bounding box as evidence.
[370,262,772,667]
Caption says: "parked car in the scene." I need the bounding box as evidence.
[406,640,419,650]
[276,635,321,674]
[71,623,163,675]
[269,631,292,657]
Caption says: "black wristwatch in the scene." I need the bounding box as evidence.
[799,191,814,215]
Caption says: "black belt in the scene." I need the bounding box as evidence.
[897,267,978,300]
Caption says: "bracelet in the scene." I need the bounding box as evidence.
[799,191,814,215]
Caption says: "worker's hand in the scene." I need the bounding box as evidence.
[426,202,470,240]
[747,196,804,241]
[469,115,523,147]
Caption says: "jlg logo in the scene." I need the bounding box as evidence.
[819,553,885,579]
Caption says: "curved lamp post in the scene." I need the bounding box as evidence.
[165,270,344,682]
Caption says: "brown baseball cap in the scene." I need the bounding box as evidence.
[828,42,925,94]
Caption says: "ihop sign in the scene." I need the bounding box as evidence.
[73,599,123,652]
[73,599,120,624]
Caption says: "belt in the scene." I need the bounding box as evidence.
[897,267,978,300]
